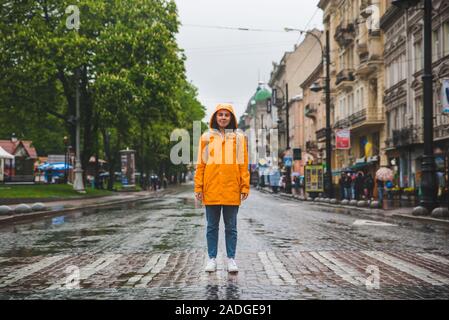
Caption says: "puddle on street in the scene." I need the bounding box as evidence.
[0,195,205,258]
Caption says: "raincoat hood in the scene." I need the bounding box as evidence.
[209,103,238,130]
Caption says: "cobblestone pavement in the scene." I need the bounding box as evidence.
[1,184,449,299]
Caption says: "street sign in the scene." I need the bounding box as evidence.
[305,165,324,192]
[293,148,302,160]
[266,98,272,113]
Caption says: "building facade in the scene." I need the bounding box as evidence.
[268,29,323,176]
[381,0,449,191]
[319,0,388,185]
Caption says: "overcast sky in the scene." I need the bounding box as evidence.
[175,0,323,122]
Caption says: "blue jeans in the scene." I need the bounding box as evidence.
[205,205,239,259]
[344,187,351,200]
[378,187,384,204]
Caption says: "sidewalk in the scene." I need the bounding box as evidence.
[0,187,175,226]
[257,186,449,230]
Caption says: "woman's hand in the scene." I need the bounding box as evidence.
[241,193,248,201]
[195,192,203,201]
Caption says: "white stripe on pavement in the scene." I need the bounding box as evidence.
[361,251,449,286]
[258,251,296,285]
[309,251,365,286]
[134,253,170,288]
[47,254,121,290]
[124,254,160,287]
[0,255,69,288]
[416,253,449,266]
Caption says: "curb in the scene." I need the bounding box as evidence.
[257,188,449,229]
[0,189,174,226]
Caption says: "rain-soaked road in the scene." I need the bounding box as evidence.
[1,183,449,299]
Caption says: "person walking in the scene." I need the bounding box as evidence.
[355,172,364,200]
[194,103,250,274]
[376,178,385,207]
[344,172,352,200]
[364,173,375,200]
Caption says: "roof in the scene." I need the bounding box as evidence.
[0,140,38,159]
[0,146,14,159]
[254,87,271,102]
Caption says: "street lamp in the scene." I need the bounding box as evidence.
[73,68,85,193]
[271,84,293,194]
[63,136,69,183]
[285,28,333,198]
[393,0,437,214]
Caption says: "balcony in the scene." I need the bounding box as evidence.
[334,118,350,129]
[305,104,317,119]
[391,126,422,148]
[348,110,367,127]
[335,109,384,131]
[316,128,326,141]
[356,36,383,76]
[434,124,449,140]
[335,69,355,91]
[334,22,355,47]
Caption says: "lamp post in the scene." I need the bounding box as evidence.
[393,0,436,213]
[285,28,333,198]
[73,68,85,193]
[63,136,69,183]
[271,84,292,194]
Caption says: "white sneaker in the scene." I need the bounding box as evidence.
[227,258,238,273]
[205,258,217,272]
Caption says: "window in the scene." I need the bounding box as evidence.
[415,98,423,126]
[433,28,441,62]
[414,40,423,72]
[394,110,399,131]
[444,22,449,56]
[372,132,380,156]
[349,93,354,115]
[401,54,407,80]
[360,86,364,109]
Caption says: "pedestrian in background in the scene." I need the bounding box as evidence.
[355,172,364,200]
[350,173,356,200]
[364,173,374,200]
[194,104,249,274]
[343,172,352,200]
[270,169,280,193]
[293,176,300,195]
[377,179,385,207]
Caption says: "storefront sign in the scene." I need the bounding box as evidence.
[441,79,449,114]
[335,129,351,149]
[305,165,324,193]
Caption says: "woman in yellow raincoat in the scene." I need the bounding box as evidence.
[194,103,250,273]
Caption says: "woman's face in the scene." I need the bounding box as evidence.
[216,109,232,129]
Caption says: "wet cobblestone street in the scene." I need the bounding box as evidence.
[1,184,449,300]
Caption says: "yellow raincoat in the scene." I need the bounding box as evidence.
[194,104,250,206]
